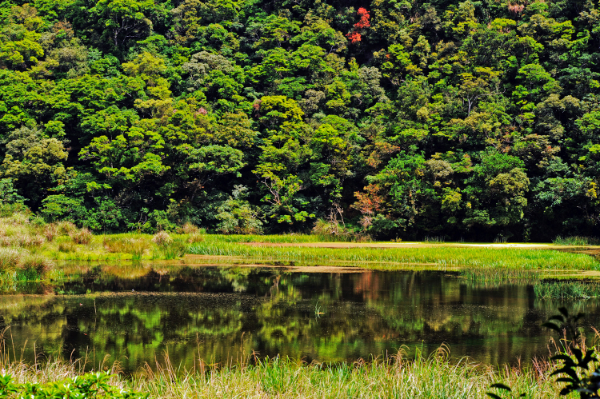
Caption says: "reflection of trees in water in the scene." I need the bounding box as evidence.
[4,268,600,371]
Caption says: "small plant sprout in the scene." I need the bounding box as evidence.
[314,303,324,318]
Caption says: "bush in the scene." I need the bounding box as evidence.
[70,228,93,244]
[178,222,200,234]
[215,185,263,234]
[152,231,173,246]
[312,219,362,242]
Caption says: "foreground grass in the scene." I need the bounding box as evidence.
[0,354,559,399]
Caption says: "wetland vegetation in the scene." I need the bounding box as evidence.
[2,211,600,396]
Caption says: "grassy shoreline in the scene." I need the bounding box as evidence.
[0,212,598,270]
[0,351,559,399]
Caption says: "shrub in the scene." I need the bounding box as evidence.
[215,185,263,234]
[70,228,93,245]
[312,219,358,242]
[0,371,147,399]
[152,231,173,246]
[178,222,200,234]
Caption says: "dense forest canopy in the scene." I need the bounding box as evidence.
[0,0,598,240]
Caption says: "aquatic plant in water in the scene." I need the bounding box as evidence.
[533,281,600,299]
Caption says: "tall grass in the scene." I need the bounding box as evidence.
[2,211,598,270]
[460,268,542,287]
[0,344,560,399]
[188,241,600,270]
[0,247,53,276]
[553,236,600,246]
[534,280,600,299]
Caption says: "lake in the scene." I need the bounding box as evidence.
[1,265,598,373]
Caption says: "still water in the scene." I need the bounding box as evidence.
[1,265,599,373]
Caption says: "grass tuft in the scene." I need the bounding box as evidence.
[152,231,173,246]
[70,228,93,244]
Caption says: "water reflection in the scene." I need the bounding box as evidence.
[1,266,600,373]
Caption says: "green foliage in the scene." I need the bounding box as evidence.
[0,371,147,398]
[216,185,263,234]
[0,0,599,238]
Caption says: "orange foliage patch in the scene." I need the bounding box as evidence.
[346,7,370,43]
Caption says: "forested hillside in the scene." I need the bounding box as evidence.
[0,0,598,240]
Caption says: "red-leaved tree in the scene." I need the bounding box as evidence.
[346,8,370,43]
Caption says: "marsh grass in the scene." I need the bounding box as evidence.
[460,268,542,287]
[534,280,600,299]
[1,212,598,272]
[70,228,93,244]
[554,236,600,246]
[161,240,188,260]
[0,247,54,290]
[0,248,21,272]
[203,234,357,244]
[188,241,599,271]
[57,238,77,253]
[103,236,151,260]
